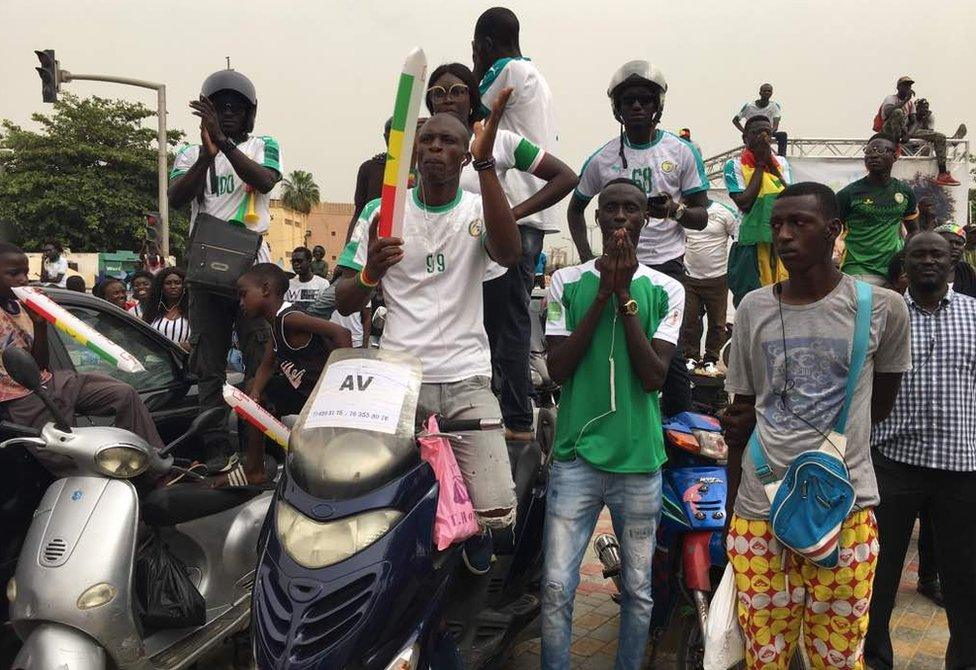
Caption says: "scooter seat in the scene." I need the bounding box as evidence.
[142,485,264,526]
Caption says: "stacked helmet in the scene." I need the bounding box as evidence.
[607,61,668,124]
[201,69,257,134]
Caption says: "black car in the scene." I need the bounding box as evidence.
[0,288,243,665]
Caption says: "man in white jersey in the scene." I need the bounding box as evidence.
[569,61,710,416]
[335,99,521,571]
[474,7,563,441]
[168,69,283,467]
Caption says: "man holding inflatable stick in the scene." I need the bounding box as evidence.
[721,183,910,668]
[336,91,520,573]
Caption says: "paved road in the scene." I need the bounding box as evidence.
[204,518,947,670]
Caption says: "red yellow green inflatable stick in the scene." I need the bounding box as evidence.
[379,47,427,238]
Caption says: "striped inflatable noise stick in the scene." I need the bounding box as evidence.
[380,47,428,238]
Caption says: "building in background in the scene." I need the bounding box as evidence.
[307,202,355,266]
[267,200,311,267]
[267,200,355,269]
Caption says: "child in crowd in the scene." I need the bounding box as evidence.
[0,242,165,474]
[221,263,351,487]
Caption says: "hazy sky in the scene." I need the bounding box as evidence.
[2,0,973,255]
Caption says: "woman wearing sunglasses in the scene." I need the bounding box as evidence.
[425,63,577,222]
[425,62,577,442]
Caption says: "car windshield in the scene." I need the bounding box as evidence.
[287,348,422,500]
[58,305,179,391]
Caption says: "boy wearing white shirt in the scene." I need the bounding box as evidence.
[681,201,739,375]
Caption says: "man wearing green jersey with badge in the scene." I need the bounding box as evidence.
[838,133,919,285]
[168,69,283,468]
[542,178,683,669]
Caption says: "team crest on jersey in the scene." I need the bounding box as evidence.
[468,218,484,237]
[661,160,675,174]
[894,192,905,204]
[666,308,681,327]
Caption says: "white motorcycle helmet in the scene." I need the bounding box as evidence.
[607,61,668,122]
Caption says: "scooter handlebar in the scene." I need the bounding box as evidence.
[0,420,42,440]
[435,418,503,433]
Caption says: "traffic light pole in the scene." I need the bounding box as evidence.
[60,71,170,257]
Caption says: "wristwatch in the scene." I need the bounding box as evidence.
[673,202,687,221]
[619,299,639,316]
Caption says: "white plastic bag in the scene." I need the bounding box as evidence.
[703,563,745,670]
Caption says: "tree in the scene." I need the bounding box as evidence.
[0,94,188,253]
[281,170,321,214]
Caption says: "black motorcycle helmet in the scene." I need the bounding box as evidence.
[201,69,257,134]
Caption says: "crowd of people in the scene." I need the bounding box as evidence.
[2,5,973,670]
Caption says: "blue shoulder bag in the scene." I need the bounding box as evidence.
[749,280,872,568]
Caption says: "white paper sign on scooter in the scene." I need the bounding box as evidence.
[305,358,411,434]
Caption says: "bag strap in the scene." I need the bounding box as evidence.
[750,280,874,486]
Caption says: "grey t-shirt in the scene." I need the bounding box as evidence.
[738,100,782,123]
[725,276,911,519]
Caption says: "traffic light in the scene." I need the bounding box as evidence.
[145,212,162,249]
[35,49,60,103]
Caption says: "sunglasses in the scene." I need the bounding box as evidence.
[213,100,248,114]
[427,83,469,104]
[864,145,895,156]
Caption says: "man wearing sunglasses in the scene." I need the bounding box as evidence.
[837,133,919,286]
[168,68,283,471]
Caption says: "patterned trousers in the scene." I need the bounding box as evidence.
[727,509,879,669]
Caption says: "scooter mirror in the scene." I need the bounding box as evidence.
[2,346,43,392]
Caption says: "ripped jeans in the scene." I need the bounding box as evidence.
[541,459,662,670]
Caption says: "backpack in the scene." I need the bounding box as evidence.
[750,280,872,567]
[872,105,884,133]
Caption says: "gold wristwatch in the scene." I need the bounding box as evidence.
[619,299,639,316]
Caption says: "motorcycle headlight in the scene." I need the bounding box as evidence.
[95,445,149,478]
[693,430,728,461]
[276,501,402,569]
[385,641,420,670]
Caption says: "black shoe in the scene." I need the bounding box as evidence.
[916,580,944,608]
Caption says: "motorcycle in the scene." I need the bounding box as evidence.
[2,347,275,670]
[594,410,729,670]
[251,347,554,669]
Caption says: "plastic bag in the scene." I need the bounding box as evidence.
[135,531,206,629]
[703,563,745,670]
[418,416,480,551]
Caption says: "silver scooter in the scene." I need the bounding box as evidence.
[2,347,274,670]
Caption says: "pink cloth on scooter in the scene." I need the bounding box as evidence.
[419,416,480,550]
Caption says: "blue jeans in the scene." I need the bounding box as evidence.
[541,459,662,670]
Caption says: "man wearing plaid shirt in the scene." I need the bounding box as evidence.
[866,231,976,670]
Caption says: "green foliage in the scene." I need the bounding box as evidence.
[0,94,187,253]
[281,169,321,214]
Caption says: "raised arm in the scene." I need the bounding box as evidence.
[473,88,521,267]
[190,96,280,193]
[510,153,579,223]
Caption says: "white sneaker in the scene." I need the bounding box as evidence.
[685,358,699,372]
[700,362,722,377]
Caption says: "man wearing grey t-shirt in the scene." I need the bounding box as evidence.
[721,182,911,669]
[733,83,788,156]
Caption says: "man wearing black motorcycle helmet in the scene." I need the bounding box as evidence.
[169,68,283,471]
[543,178,683,669]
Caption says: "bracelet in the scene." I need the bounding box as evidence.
[358,268,379,289]
[473,157,496,172]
